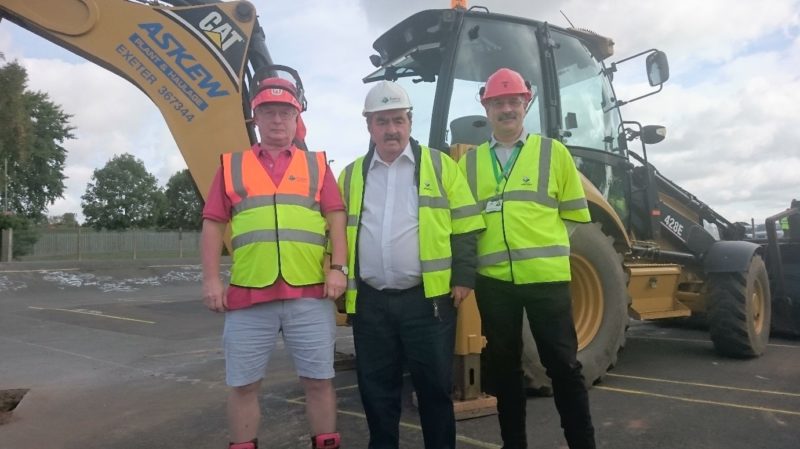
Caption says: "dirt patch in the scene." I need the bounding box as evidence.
[0,389,29,425]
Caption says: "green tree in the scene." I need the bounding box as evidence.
[0,213,39,259]
[48,212,79,228]
[81,153,165,230]
[0,60,72,221]
[160,169,203,230]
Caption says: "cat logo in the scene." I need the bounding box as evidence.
[161,5,251,89]
[199,11,245,51]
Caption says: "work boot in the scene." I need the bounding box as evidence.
[312,432,340,449]
[229,438,257,449]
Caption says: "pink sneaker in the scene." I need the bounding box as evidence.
[312,432,340,449]
[229,438,257,449]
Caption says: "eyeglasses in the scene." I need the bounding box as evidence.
[487,98,526,109]
[256,108,298,120]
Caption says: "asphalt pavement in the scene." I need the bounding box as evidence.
[1,259,798,448]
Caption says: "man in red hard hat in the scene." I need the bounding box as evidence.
[201,76,346,449]
[458,68,596,449]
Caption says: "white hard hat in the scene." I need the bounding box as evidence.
[363,80,412,116]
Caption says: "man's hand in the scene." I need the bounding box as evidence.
[201,219,227,313]
[203,278,227,312]
[451,285,472,308]
[325,269,347,300]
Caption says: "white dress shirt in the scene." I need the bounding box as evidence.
[358,143,422,290]
[490,127,530,166]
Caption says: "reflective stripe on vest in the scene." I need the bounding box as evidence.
[463,135,582,283]
[338,145,484,313]
[223,148,327,288]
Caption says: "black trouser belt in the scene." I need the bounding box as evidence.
[360,281,422,296]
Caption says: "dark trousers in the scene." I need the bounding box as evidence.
[475,276,596,449]
[352,283,456,449]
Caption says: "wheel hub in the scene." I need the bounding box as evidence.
[752,278,765,334]
[570,254,604,350]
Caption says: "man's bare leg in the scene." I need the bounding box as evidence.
[228,380,262,443]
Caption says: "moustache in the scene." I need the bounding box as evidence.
[499,112,517,121]
[383,133,402,142]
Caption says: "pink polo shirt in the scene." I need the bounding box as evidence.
[203,143,345,310]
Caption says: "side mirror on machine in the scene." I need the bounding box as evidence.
[646,50,670,86]
[641,125,667,144]
[605,49,670,110]
[619,121,666,167]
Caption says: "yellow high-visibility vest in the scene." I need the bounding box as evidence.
[222,148,328,288]
[338,144,485,313]
[459,134,590,283]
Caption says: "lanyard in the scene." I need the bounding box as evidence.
[490,144,522,193]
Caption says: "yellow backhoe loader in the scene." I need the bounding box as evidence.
[3,0,798,412]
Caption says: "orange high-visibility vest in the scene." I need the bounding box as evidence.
[222,148,328,287]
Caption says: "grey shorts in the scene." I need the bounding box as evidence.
[223,298,336,387]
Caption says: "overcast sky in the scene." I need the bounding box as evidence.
[1,0,798,224]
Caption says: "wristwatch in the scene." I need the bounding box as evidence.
[330,264,349,276]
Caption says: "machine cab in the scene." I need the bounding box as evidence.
[364,8,638,230]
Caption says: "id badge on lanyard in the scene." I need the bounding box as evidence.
[487,145,521,214]
[485,197,503,213]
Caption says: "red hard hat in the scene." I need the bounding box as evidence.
[479,68,532,105]
[251,77,302,111]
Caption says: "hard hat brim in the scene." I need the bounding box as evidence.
[362,106,412,117]
[251,88,302,111]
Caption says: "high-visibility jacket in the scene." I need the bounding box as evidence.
[222,148,328,288]
[338,142,485,313]
[459,134,590,283]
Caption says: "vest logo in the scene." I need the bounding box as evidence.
[286,175,308,183]
[423,181,432,191]
[521,176,532,186]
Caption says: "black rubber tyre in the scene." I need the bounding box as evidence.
[522,222,630,393]
[707,255,771,357]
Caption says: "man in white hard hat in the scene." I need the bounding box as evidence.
[337,80,485,449]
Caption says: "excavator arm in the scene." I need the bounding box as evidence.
[0,0,274,201]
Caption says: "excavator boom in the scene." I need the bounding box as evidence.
[0,0,273,200]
